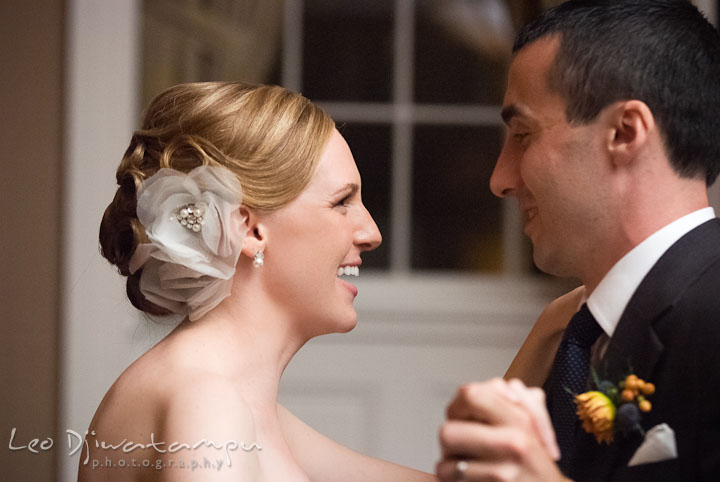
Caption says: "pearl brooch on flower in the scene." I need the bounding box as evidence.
[175,203,205,232]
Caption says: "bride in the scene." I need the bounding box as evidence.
[80,82,435,481]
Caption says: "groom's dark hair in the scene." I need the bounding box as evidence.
[515,0,720,185]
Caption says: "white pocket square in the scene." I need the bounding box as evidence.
[627,423,678,466]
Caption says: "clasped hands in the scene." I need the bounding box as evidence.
[437,378,570,482]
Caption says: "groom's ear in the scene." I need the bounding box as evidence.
[606,100,655,168]
[239,207,267,259]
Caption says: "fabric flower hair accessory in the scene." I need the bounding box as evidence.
[575,373,655,444]
[129,165,248,321]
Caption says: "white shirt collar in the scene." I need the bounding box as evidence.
[586,207,716,337]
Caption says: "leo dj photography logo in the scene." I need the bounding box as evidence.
[8,427,262,472]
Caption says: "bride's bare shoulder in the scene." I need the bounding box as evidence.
[152,355,262,480]
[161,372,257,439]
[105,341,257,435]
[80,341,260,481]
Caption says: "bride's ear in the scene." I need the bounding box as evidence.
[239,207,267,259]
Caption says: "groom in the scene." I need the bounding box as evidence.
[438,1,720,481]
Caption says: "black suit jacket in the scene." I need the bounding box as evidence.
[568,218,720,481]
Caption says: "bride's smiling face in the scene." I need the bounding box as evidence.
[260,129,381,336]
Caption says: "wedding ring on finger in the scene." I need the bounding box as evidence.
[455,460,468,482]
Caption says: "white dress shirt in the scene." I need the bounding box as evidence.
[585,207,716,357]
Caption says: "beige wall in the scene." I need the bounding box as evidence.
[0,1,64,481]
[59,1,143,479]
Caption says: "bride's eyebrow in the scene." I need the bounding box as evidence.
[331,183,359,198]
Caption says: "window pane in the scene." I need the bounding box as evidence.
[339,123,392,269]
[142,0,283,106]
[412,125,503,271]
[303,0,394,101]
[414,0,511,104]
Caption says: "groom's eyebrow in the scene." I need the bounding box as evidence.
[501,104,534,126]
[501,105,520,125]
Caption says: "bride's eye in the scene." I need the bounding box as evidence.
[334,195,351,208]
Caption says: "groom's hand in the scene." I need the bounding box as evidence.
[436,378,568,482]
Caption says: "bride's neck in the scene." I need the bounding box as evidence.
[170,286,308,407]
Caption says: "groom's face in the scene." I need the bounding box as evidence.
[490,37,611,279]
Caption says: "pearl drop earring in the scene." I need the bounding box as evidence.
[253,251,264,268]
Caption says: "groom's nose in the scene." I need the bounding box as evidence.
[490,142,522,198]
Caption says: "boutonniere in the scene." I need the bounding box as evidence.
[574,373,655,444]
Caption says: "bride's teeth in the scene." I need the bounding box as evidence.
[337,266,360,276]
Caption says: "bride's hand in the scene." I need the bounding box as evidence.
[436,378,567,482]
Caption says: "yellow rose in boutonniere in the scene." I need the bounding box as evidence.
[574,373,655,444]
[575,391,615,443]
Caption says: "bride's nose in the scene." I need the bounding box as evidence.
[354,204,382,251]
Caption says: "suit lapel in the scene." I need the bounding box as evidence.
[572,219,720,479]
[603,218,720,381]
[600,292,665,382]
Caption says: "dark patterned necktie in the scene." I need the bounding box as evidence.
[545,303,603,473]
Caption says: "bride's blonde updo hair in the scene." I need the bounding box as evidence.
[99,81,335,315]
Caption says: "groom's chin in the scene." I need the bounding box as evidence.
[531,245,570,279]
